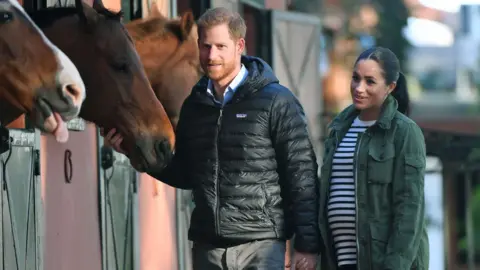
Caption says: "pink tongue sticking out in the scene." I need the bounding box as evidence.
[52,112,69,143]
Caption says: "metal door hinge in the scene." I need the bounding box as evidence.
[132,174,137,193]
[101,146,115,170]
[34,149,40,176]
[0,126,10,155]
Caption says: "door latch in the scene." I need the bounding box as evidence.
[0,126,10,155]
[101,145,115,170]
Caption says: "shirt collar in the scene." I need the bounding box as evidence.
[207,64,248,100]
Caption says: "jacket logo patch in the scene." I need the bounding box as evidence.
[236,113,247,118]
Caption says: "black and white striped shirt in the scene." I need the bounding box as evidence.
[327,116,375,267]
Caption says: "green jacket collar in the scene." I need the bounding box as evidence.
[329,95,398,132]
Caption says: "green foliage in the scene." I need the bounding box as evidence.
[467,148,480,163]
[458,185,480,255]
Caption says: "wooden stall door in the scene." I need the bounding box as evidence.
[176,189,194,270]
[0,128,42,270]
[41,124,102,270]
[266,10,323,155]
[98,144,138,270]
[263,10,322,263]
[138,173,178,270]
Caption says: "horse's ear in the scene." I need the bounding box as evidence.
[76,0,99,27]
[75,0,87,23]
[179,11,195,41]
[149,1,164,18]
[92,0,106,11]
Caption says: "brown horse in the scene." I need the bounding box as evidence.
[28,0,175,170]
[125,7,201,129]
[0,0,86,142]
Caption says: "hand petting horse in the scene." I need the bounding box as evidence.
[0,0,86,143]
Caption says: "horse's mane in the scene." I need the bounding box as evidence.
[28,6,123,28]
[127,17,187,41]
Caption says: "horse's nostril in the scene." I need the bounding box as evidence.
[63,84,83,107]
[155,139,173,162]
[155,139,167,153]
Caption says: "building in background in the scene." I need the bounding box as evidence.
[407,4,480,270]
[317,0,480,268]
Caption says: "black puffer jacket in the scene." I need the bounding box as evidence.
[147,56,320,253]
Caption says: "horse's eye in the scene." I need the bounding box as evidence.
[0,11,13,24]
[111,61,129,73]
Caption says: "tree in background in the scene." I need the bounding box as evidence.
[295,0,411,67]
[371,0,410,67]
[458,183,480,262]
[289,0,412,114]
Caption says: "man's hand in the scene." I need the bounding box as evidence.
[99,128,126,155]
[285,251,317,270]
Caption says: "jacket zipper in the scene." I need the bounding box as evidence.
[325,130,339,266]
[325,131,339,207]
[354,132,364,270]
[214,109,223,236]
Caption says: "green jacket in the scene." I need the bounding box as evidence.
[318,95,429,270]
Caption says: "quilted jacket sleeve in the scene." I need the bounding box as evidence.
[270,85,321,254]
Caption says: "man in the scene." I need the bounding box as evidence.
[102,7,320,270]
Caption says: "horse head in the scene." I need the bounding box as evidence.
[126,6,202,129]
[0,0,85,142]
[29,0,175,171]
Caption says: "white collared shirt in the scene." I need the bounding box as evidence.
[206,64,248,106]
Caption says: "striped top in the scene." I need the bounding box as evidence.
[327,116,375,267]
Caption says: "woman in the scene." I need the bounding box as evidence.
[315,47,428,270]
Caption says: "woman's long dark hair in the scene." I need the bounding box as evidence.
[355,47,410,116]
[393,72,410,115]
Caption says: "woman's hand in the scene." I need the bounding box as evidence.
[99,128,126,155]
[286,251,317,270]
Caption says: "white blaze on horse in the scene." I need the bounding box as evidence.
[0,0,85,142]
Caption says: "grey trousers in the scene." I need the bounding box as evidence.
[192,239,286,270]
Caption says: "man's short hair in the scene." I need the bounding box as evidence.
[197,7,247,41]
